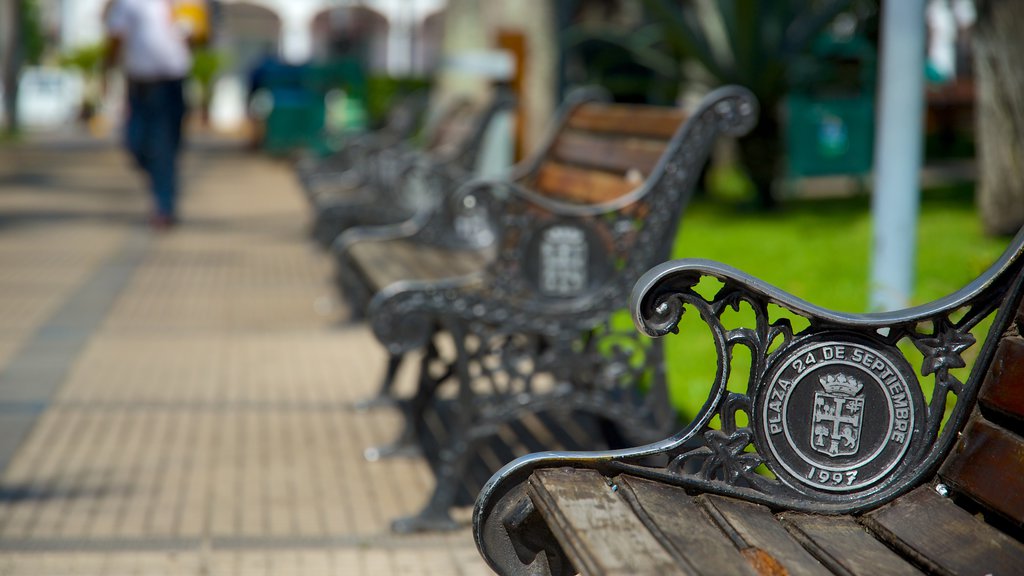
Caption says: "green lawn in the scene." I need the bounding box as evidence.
[652,180,1012,419]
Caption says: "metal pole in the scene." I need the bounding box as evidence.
[870,0,927,311]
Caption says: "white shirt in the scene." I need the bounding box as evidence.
[106,0,192,80]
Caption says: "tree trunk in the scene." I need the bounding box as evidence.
[1,0,23,134]
[974,0,1024,235]
[737,107,781,210]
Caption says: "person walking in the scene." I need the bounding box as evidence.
[104,0,204,230]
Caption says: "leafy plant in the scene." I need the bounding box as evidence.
[190,48,225,89]
[190,48,227,123]
[58,43,107,120]
[21,0,45,65]
[637,0,877,208]
[59,43,106,76]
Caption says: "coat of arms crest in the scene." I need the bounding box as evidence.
[811,373,865,457]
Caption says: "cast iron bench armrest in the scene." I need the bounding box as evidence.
[474,227,1024,575]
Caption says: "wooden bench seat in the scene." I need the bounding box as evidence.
[474,230,1024,575]
[521,470,1024,576]
[347,240,493,292]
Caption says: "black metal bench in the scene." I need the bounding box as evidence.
[306,92,508,248]
[297,91,426,209]
[474,229,1024,575]
[360,86,758,532]
[335,87,608,409]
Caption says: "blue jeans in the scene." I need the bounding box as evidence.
[126,78,186,219]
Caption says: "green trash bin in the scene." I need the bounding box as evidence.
[786,33,876,178]
[300,58,369,156]
[260,58,368,156]
[260,63,323,155]
[787,93,874,177]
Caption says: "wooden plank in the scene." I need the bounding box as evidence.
[429,112,477,157]
[528,468,685,576]
[939,416,1024,525]
[567,103,687,139]
[779,513,922,576]
[424,100,476,150]
[697,494,831,576]
[551,130,669,177]
[978,335,1024,426]
[862,485,1024,576]
[616,476,757,576]
[534,162,636,204]
[350,241,490,291]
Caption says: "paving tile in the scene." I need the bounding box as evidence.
[0,135,493,575]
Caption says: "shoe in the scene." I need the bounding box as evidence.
[149,214,176,231]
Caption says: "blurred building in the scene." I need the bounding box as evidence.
[8,0,560,149]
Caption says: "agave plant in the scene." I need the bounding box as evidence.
[641,0,874,208]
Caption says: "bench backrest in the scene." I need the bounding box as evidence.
[380,91,516,213]
[939,288,1024,526]
[454,86,758,325]
[401,88,691,250]
[533,102,688,204]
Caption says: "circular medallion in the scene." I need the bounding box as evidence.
[754,334,924,493]
[524,222,609,298]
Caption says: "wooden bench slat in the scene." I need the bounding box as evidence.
[616,476,758,576]
[428,113,479,157]
[567,103,687,139]
[535,162,638,204]
[862,485,1024,576]
[779,513,923,576]
[939,416,1024,525]
[528,468,685,576]
[697,495,831,576]
[551,131,669,177]
[978,335,1024,426]
[349,240,490,292]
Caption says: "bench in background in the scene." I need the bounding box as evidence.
[307,92,509,249]
[296,91,426,207]
[335,87,608,409]
[363,86,758,532]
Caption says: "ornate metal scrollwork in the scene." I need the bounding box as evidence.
[475,230,1024,576]
[622,249,1022,509]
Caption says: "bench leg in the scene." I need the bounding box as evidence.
[387,320,680,534]
[390,323,474,533]
[332,255,368,323]
[363,340,451,461]
[352,352,404,411]
[390,464,463,533]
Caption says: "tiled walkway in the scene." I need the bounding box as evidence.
[0,133,492,575]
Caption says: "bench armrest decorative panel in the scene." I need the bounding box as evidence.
[475,229,1024,575]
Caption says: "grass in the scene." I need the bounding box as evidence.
[649,173,1013,419]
